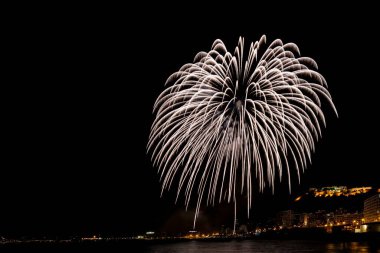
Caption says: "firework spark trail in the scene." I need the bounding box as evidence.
[148,35,337,232]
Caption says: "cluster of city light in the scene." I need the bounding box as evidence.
[294,186,373,202]
[183,232,220,239]
[322,219,363,227]
[315,187,371,197]
[81,235,102,240]
[254,218,365,234]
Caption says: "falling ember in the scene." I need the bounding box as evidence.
[148,35,337,232]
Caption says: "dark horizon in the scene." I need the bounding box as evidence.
[2,5,379,237]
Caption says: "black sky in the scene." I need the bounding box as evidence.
[2,4,379,236]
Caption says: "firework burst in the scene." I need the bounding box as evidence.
[148,35,337,230]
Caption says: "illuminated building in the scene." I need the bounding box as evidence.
[299,213,309,227]
[309,186,372,198]
[276,210,294,228]
[363,194,380,223]
[334,211,362,227]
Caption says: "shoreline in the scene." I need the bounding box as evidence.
[1,232,379,246]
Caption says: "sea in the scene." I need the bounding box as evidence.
[1,240,379,252]
[139,240,379,253]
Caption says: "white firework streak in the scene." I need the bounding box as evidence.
[147,35,337,231]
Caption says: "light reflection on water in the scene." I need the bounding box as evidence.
[144,240,380,253]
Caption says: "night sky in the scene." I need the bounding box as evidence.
[2,5,379,237]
